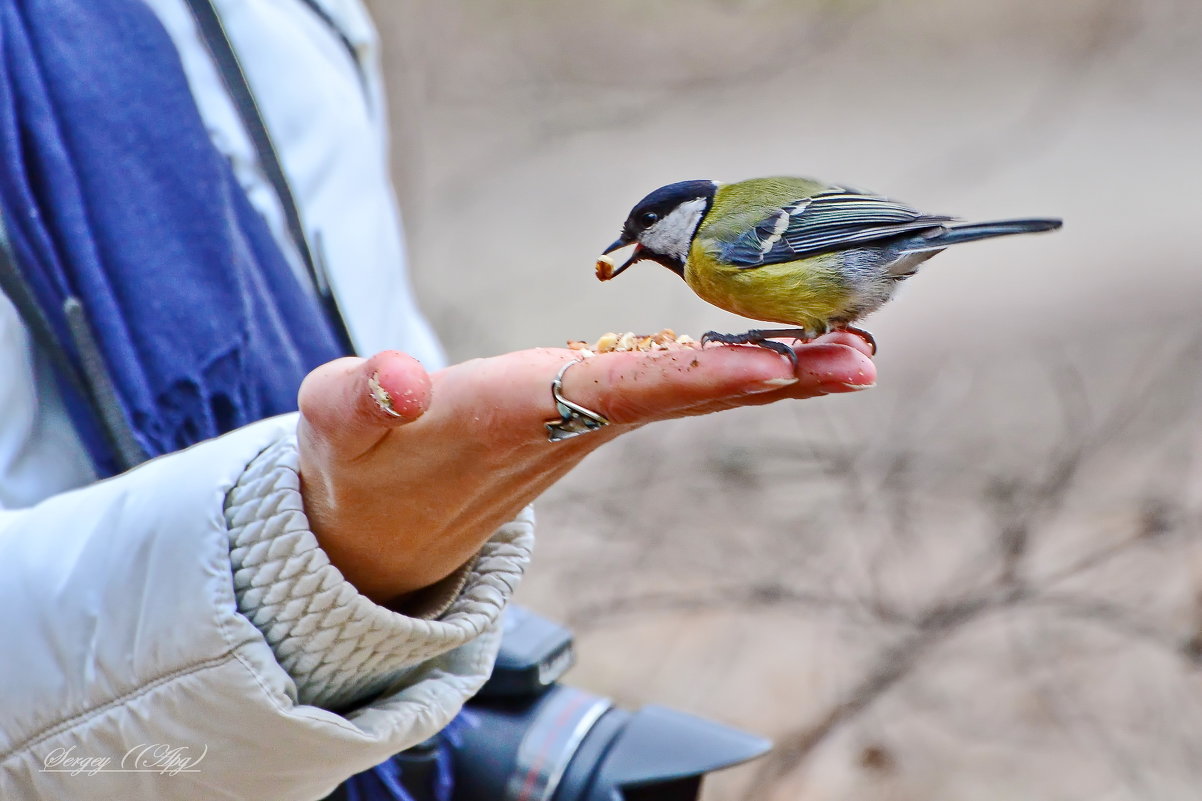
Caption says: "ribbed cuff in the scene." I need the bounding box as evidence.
[223,436,534,711]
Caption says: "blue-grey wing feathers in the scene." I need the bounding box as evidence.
[722,190,953,268]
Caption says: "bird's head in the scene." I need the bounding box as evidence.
[599,179,717,280]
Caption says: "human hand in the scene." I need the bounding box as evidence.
[296,334,875,606]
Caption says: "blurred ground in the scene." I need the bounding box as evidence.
[367,2,1202,798]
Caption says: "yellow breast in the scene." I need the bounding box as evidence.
[684,241,851,330]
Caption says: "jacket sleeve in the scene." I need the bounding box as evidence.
[0,414,533,801]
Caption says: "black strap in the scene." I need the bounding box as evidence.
[183,0,356,354]
[0,214,87,398]
[0,213,147,470]
[63,297,149,468]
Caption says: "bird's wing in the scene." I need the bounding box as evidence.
[719,190,954,268]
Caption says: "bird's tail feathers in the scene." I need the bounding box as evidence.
[899,218,1062,254]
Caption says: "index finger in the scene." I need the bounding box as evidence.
[564,336,876,425]
[420,333,875,452]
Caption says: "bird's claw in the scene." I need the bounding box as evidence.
[700,328,811,369]
[699,325,878,368]
[838,325,877,356]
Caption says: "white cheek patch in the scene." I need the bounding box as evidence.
[640,197,708,261]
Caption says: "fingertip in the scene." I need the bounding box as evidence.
[364,350,431,423]
[817,347,877,392]
[775,341,876,391]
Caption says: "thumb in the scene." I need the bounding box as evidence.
[297,351,432,461]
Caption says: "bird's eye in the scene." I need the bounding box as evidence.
[638,211,659,226]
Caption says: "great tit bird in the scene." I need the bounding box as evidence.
[599,176,1061,360]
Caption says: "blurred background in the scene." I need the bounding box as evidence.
[367,2,1202,798]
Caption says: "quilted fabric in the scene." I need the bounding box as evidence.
[224,436,534,711]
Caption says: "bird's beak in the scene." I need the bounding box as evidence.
[597,238,642,281]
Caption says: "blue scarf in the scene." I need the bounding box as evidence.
[0,3,465,799]
[0,0,349,477]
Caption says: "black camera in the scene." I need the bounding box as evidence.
[325,606,770,801]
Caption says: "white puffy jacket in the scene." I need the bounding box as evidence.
[0,1,533,799]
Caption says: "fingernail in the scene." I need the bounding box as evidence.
[824,381,876,393]
[745,376,800,394]
[368,371,404,417]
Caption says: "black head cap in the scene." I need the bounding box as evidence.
[618,180,717,243]
[602,180,717,278]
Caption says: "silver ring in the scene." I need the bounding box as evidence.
[545,359,610,442]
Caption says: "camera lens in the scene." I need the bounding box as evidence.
[452,685,770,801]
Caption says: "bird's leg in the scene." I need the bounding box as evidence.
[700,328,814,368]
[835,325,877,356]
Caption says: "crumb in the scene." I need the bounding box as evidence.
[595,254,616,281]
[594,332,620,352]
[567,329,702,355]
